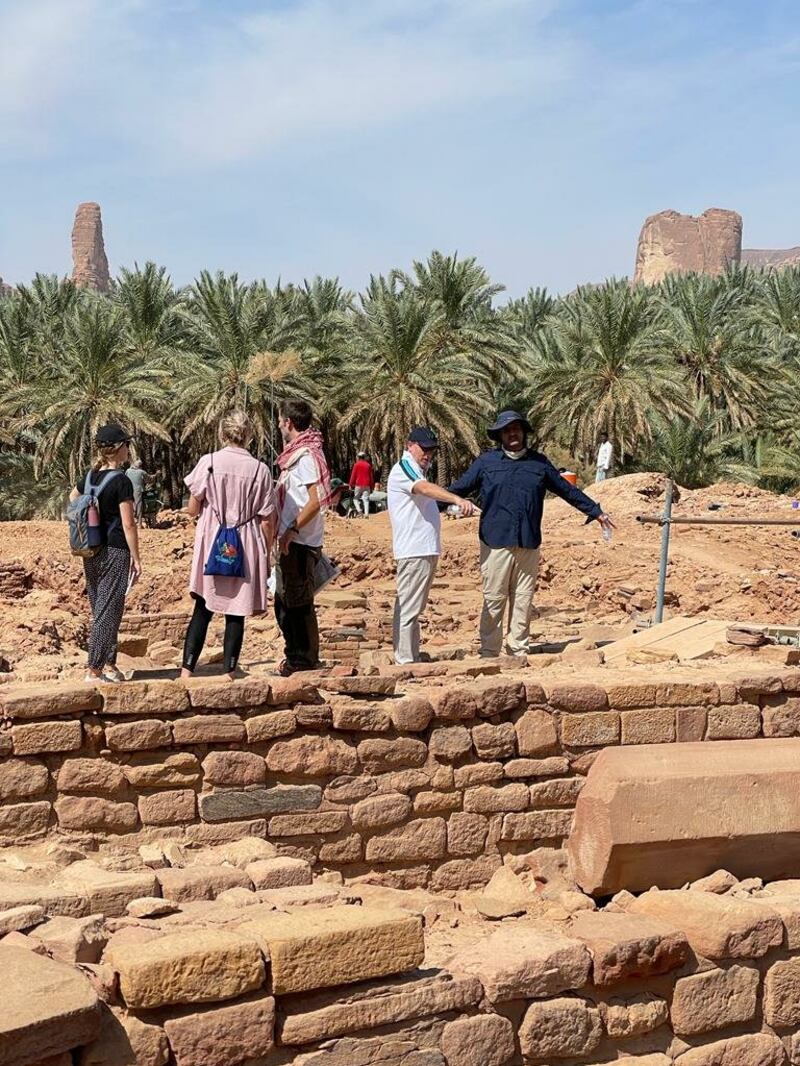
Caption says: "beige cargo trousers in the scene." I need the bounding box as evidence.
[479,542,540,657]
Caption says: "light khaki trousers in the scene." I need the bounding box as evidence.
[393,555,438,664]
[479,542,540,657]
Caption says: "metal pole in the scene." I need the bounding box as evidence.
[654,479,674,625]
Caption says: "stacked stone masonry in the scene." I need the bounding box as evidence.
[2,667,800,889]
[7,856,800,1063]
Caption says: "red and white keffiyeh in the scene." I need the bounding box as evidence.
[276,428,334,511]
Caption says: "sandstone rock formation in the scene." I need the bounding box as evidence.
[70,202,110,292]
[742,246,800,269]
[0,278,13,297]
[634,207,742,285]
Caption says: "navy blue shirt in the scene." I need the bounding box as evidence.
[448,449,602,549]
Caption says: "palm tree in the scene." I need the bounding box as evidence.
[530,279,691,463]
[175,272,312,457]
[656,271,775,431]
[336,274,495,477]
[16,297,169,483]
[750,264,800,365]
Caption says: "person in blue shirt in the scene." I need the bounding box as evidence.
[449,410,614,658]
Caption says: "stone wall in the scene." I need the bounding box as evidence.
[1,667,799,890]
[8,855,800,1065]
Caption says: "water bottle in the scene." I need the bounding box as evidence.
[446,505,462,517]
[601,522,612,544]
[87,497,103,547]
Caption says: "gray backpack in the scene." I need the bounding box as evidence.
[67,469,124,557]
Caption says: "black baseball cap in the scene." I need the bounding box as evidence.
[407,426,439,449]
[95,424,132,446]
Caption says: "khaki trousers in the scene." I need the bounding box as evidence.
[393,555,438,664]
[479,542,540,657]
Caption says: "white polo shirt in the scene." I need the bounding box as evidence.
[387,451,441,560]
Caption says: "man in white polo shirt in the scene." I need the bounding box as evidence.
[388,426,478,664]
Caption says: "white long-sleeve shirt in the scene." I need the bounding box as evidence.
[596,441,613,470]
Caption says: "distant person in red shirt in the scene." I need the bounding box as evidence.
[349,452,375,517]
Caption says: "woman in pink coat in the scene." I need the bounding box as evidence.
[180,411,276,679]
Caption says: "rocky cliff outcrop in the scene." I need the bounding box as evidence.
[634,208,742,285]
[70,202,110,292]
[742,246,800,269]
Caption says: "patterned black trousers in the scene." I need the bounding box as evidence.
[83,546,129,669]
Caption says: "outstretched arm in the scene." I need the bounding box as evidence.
[411,480,478,516]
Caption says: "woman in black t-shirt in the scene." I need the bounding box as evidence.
[68,424,142,682]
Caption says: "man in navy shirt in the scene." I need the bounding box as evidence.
[449,410,614,658]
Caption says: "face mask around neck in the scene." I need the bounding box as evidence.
[502,447,526,459]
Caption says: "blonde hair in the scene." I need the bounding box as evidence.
[219,410,254,449]
[91,443,126,472]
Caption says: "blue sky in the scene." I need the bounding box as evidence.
[2,0,799,296]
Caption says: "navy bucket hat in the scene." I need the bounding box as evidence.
[487,410,532,441]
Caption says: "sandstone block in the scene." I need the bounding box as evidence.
[504,756,570,777]
[672,964,759,1034]
[201,750,265,787]
[605,683,657,709]
[244,710,296,742]
[501,809,572,840]
[279,972,481,1045]
[57,863,157,916]
[519,996,601,1058]
[472,678,526,716]
[629,890,782,958]
[57,758,126,794]
[387,696,433,732]
[447,812,489,856]
[764,955,800,1026]
[429,725,472,762]
[30,914,106,965]
[77,1004,168,1066]
[155,865,251,902]
[430,855,501,891]
[621,708,675,744]
[448,923,591,1002]
[549,683,608,713]
[762,695,800,737]
[239,905,423,994]
[12,721,82,755]
[56,796,138,833]
[656,680,719,706]
[567,909,689,984]
[707,704,762,739]
[123,752,200,789]
[183,676,270,709]
[440,1014,515,1066]
[351,792,412,830]
[413,790,460,814]
[294,704,330,730]
[326,774,377,804]
[0,882,87,919]
[105,719,172,752]
[319,675,395,697]
[269,810,348,835]
[560,711,619,747]
[106,929,265,1009]
[454,762,504,788]
[138,789,196,826]
[0,682,101,720]
[425,686,478,720]
[266,735,358,776]
[331,701,391,732]
[201,837,277,868]
[172,715,245,744]
[471,722,516,759]
[365,818,447,863]
[514,706,558,755]
[199,784,321,822]
[600,993,668,1038]
[0,943,100,1066]
[184,819,266,846]
[676,706,708,742]
[246,857,312,890]
[0,904,45,935]
[529,777,585,808]
[357,737,427,773]
[463,784,528,813]
[568,739,800,894]
[676,1033,785,1065]
[319,832,362,863]
[0,758,49,800]
[0,801,52,840]
[163,992,274,1066]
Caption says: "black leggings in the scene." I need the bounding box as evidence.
[182,594,245,673]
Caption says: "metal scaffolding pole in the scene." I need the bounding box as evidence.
[653,480,674,625]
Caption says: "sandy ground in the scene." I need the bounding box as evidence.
[1,473,799,682]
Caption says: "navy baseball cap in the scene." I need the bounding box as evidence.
[487,410,532,441]
[408,426,439,449]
